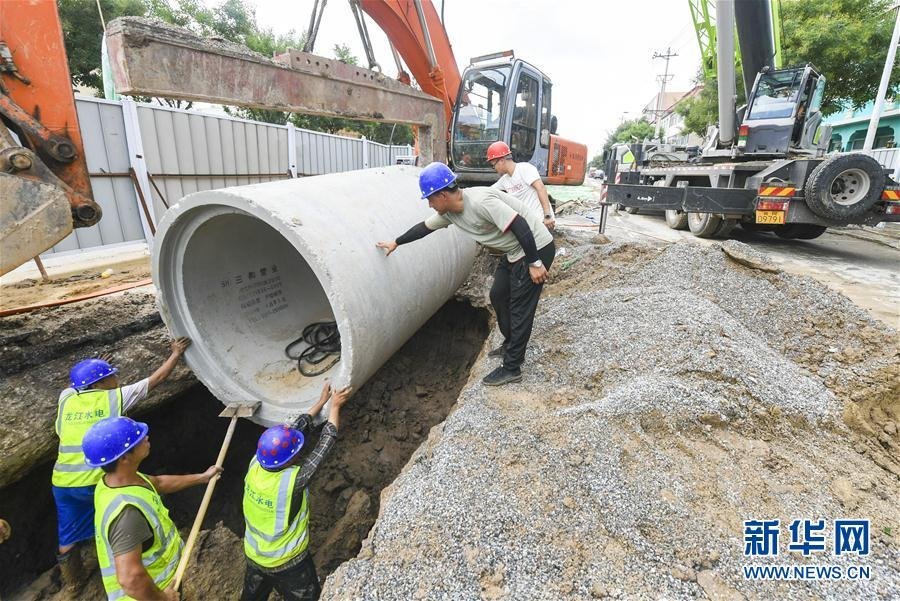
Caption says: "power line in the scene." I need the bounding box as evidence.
[652,47,678,141]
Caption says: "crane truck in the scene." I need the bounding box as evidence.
[606,0,900,240]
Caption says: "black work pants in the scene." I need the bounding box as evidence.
[241,554,321,601]
[489,241,555,371]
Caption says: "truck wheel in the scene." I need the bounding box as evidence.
[714,218,737,238]
[774,224,828,240]
[624,207,640,214]
[688,212,724,238]
[805,154,884,220]
[665,209,688,230]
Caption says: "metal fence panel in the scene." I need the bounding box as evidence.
[871,148,900,173]
[49,99,145,254]
[41,98,415,257]
[138,105,291,216]
[296,129,364,175]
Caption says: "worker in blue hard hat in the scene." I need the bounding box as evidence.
[52,336,192,598]
[376,162,555,387]
[84,416,221,601]
[241,380,353,601]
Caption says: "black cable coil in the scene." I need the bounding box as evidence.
[285,321,341,377]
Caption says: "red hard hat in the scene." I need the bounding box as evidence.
[486,141,512,161]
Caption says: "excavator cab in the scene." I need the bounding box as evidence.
[449,52,580,184]
[738,64,825,156]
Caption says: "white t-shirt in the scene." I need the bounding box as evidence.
[58,378,150,413]
[492,162,547,219]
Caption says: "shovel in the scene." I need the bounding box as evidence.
[172,401,260,592]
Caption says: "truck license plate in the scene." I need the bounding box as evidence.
[755,210,785,225]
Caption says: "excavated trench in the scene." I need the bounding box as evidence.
[1,300,488,599]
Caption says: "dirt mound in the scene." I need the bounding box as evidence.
[322,239,899,600]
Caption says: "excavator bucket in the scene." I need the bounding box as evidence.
[0,173,72,275]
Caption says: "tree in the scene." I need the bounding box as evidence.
[676,0,898,137]
[59,0,148,92]
[589,154,605,169]
[674,74,746,138]
[781,0,899,115]
[601,118,656,154]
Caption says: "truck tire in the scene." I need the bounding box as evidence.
[624,207,640,214]
[774,224,828,240]
[804,154,884,220]
[714,218,737,238]
[665,209,688,230]
[688,212,727,238]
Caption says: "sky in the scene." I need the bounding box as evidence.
[244,0,702,159]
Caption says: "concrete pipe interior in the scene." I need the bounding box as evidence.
[179,211,334,409]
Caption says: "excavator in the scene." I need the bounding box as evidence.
[0,0,103,275]
[0,0,586,276]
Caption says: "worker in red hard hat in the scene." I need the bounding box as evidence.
[240,381,353,601]
[51,337,191,598]
[486,141,556,230]
[84,416,221,601]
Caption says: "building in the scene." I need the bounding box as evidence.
[640,86,705,147]
[825,99,899,152]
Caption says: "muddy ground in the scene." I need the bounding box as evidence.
[1,300,488,599]
[1,258,152,311]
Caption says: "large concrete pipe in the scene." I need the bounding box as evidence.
[152,166,477,426]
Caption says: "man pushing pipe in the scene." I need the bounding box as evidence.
[377,162,555,387]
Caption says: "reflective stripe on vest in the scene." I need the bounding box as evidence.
[242,457,310,568]
[94,474,183,601]
[52,389,122,487]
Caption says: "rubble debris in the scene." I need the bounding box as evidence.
[322,240,899,600]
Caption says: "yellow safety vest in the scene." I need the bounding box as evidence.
[52,388,123,487]
[242,457,310,569]
[94,473,183,601]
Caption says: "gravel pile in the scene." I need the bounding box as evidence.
[322,240,899,600]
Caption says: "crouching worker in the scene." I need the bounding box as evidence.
[241,382,352,601]
[83,416,221,601]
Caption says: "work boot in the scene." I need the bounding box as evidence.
[482,365,522,386]
[58,547,86,600]
[487,343,507,358]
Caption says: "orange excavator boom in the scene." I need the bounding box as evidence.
[359,0,462,130]
[0,0,102,275]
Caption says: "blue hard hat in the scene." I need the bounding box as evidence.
[70,358,118,390]
[256,425,304,469]
[83,417,149,467]
[419,162,457,199]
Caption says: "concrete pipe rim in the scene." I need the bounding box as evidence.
[152,193,351,426]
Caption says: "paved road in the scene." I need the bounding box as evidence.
[552,180,900,327]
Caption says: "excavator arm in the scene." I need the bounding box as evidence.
[0,0,102,275]
[358,0,461,129]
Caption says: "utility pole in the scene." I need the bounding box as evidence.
[653,47,678,141]
[863,2,900,151]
